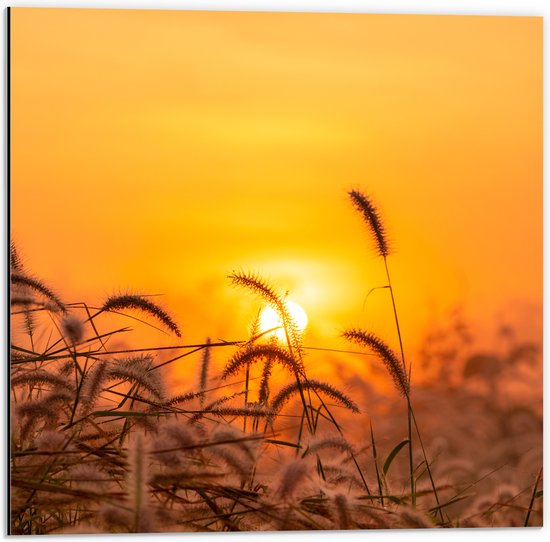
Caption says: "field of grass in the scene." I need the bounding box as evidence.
[9,190,542,534]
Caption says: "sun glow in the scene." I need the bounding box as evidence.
[259,301,308,341]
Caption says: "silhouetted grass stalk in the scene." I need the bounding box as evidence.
[383,257,416,507]
[383,242,443,520]
[349,189,443,515]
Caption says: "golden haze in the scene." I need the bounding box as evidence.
[10,9,542,378]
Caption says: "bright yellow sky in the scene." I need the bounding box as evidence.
[10,9,542,377]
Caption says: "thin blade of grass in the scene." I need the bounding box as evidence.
[383,439,409,476]
[370,421,384,506]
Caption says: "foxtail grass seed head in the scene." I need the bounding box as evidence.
[98,505,134,533]
[334,494,351,530]
[304,436,355,457]
[68,465,109,493]
[10,241,22,271]
[258,356,274,404]
[127,433,150,533]
[10,272,66,313]
[229,271,303,351]
[164,390,203,407]
[277,460,309,500]
[10,295,40,308]
[11,369,74,391]
[17,390,73,441]
[198,338,211,406]
[197,405,273,424]
[342,329,409,396]
[23,311,36,341]
[189,392,238,423]
[222,344,302,380]
[348,189,390,257]
[248,311,262,342]
[109,355,165,400]
[229,271,286,315]
[80,361,110,413]
[35,429,67,452]
[102,294,181,337]
[398,507,434,529]
[270,379,359,415]
[207,436,253,481]
[212,427,257,464]
[61,313,84,345]
[322,465,365,491]
[152,421,199,467]
[162,420,197,448]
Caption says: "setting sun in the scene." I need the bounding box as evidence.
[259,300,308,341]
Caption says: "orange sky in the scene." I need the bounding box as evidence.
[10,9,542,378]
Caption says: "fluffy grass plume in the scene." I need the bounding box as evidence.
[229,271,286,315]
[342,329,409,396]
[101,294,181,337]
[277,459,309,500]
[348,189,390,257]
[10,272,66,313]
[127,433,153,533]
[197,405,273,422]
[228,271,302,350]
[303,436,355,457]
[109,355,165,400]
[222,344,302,380]
[11,369,74,391]
[61,313,84,345]
[198,338,211,406]
[270,379,359,415]
[258,355,274,404]
[164,391,204,407]
[211,427,257,464]
[189,392,242,423]
[79,361,110,414]
[334,494,351,530]
[11,295,45,308]
[10,241,22,271]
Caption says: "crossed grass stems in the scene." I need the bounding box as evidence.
[9,190,542,533]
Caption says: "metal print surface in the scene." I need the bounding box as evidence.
[8,8,542,534]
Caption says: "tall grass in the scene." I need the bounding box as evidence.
[9,191,542,534]
[346,189,442,517]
